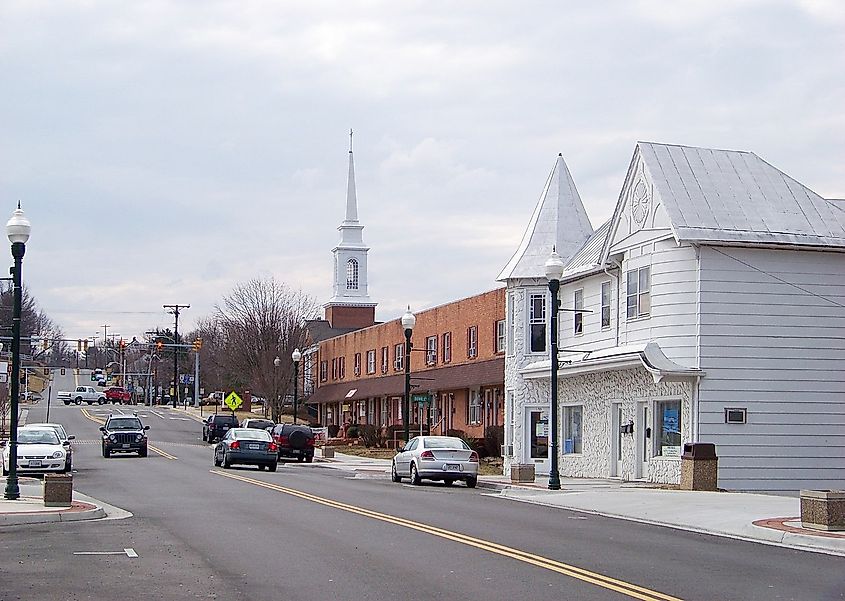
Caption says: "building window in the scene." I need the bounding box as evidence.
[601,281,611,329]
[468,390,482,425]
[346,258,359,290]
[574,289,584,335]
[626,266,651,319]
[528,293,546,353]
[380,399,388,426]
[467,325,478,358]
[654,400,681,457]
[366,350,376,374]
[304,355,314,394]
[319,360,327,382]
[563,406,583,454]
[506,294,515,356]
[394,343,404,371]
[381,346,389,374]
[338,357,345,379]
[425,336,437,366]
[442,332,451,364]
[331,358,337,380]
[353,353,361,377]
[495,319,506,353]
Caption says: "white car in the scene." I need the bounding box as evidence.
[1,427,67,475]
[26,423,75,472]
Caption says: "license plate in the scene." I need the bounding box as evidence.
[222,426,229,430]
[28,460,42,467]
[248,444,259,450]
[444,464,461,471]
[122,443,130,448]
[292,449,301,454]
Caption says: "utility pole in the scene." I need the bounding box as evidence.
[101,325,109,370]
[163,304,189,408]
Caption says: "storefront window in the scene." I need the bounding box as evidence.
[655,400,681,457]
[563,405,582,454]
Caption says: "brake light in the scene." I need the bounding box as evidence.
[420,450,435,461]
[277,436,288,446]
[230,441,240,450]
[306,437,315,447]
[469,451,479,462]
[268,442,278,452]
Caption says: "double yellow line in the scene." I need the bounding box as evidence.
[80,408,176,460]
[212,470,682,601]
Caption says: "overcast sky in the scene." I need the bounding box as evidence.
[1,0,842,342]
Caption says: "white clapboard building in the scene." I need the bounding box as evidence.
[499,142,845,492]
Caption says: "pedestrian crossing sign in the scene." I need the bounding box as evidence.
[224,391,243,411]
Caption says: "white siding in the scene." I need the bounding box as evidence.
[698,246,845,491]
[558,273,617,351]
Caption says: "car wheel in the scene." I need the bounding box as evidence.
[391,461,402,483]
[305,456,313,463]
[268,463,277,472]
[75,397,83,405]
[223,452,231,469]
[98,398,106,405]
[443,479,454,486]
[201,431,207,442]
[63,401,70,406]
[138,447,147,458]
[103,447,110,458]
[410,463,421,486]
[213,450,221,467]
[297,456,304,463]
[64,460,72,473]
[465,476,477,488]
[258,464,266,470]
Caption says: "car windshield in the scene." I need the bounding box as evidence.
[423,437,469,450]
[234,430,271,441]
[108,418,142,430]
[18,429,60,445]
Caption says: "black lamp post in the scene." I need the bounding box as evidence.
[400,307,416,445]
[545,249,565,491]
[272,356,281,420]
[4,204,31,501]
[291,348,301,425]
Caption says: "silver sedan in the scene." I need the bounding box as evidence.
[391,436,479,488]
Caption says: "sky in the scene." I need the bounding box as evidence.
[1,0,843,342]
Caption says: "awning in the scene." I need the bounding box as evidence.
[305,357,504,405]
[520,342,703,384]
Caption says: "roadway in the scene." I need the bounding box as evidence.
[2,370,843,601]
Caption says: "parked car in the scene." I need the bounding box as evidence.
[202,414,239,443]
[23,391,43,402]
[1,427,68,475]
[100,414,149,457]
[270,423,315,462]
[201,391,225,406]
[241,418,274,431]
[213,428,278,471]
[26,422,75,472]
[105,387,132,404]
[391,436,479,488]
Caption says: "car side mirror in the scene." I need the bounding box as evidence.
[99,427,106,433]
[67,435,76,440]
[143,425,150,430]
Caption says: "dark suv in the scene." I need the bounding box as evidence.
[100,414,149,457]
[270,424,315,462]
[203,414,239,443]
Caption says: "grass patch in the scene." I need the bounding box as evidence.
[329,445,398,460]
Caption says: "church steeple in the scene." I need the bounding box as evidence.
[324,130,377,329]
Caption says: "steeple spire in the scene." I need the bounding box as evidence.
[345,130,359,223]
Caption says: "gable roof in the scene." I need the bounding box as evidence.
[498,154,594,281]
[628,142,845,250]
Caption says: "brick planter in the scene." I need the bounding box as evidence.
[510,463,535,483]
[43,473,73,507]
[800,490,845,531]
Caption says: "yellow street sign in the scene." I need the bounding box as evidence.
[224,391,243,411]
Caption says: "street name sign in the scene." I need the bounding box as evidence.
[411,393,432,404]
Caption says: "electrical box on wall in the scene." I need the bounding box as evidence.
[725,408,747,424]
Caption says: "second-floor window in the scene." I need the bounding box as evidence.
[394,343,404,371]
[331,358,338,380]
[529,293,546,353]
[467,325,478,358]
[601,281,611,329]
[353,353,361,377]
[320,360,328,382]
[626,266,651,319]
[442,332,451,364]
[495,319,506,353]
[381,346,389,374]
[425,336,437,366]
[574,289,584,335]
[507,294,515,355]
[338,356,346,379]
[366,350,376,374]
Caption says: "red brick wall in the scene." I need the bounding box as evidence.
[324,305,376,329]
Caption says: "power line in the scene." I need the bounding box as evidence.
[163,303,190,408]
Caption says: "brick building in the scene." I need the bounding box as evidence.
[301,134,505,443]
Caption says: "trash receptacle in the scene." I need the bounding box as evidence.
[510,463,535,483]
[680,443,718,491]
[43,473,73,507]
[322,447,335,459]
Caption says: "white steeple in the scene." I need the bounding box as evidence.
[497,153,593,280]
[327,130,376,307]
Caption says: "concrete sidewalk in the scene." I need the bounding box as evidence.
[0,477,127,526]
[314,448,845,557]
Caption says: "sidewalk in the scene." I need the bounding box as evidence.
[313,448,845,557]
[0,477,123,526]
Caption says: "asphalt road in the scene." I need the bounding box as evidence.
[3,375,843,601]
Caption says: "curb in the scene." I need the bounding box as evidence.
[0,501,106,527]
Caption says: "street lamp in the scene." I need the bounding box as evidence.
[4,204,31,501]
[273,356,281,420]
[291,348,301,425]
[400,307,416,445]
[544,249,565,491]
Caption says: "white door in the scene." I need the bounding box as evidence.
[524,407,550,474]
[610,403,623,478]
[636,402,650,480]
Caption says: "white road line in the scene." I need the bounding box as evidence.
[124,548,138,558]
[73,549,139,558]
[169,417,190,421]
[150,410,167,419]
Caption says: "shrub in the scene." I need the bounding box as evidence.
[346,424,360,439]
[484,426,504,458]
[359,424,380,448]
[327,424,340,438]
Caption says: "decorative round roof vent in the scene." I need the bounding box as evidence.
[631,180,650,225]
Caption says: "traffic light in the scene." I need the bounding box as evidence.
[155,340,164,352]
[77,339,82,352]
[83,339,89,352]
[119,339,126,350]
[42,338,49,351]
[192,338,203,352]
